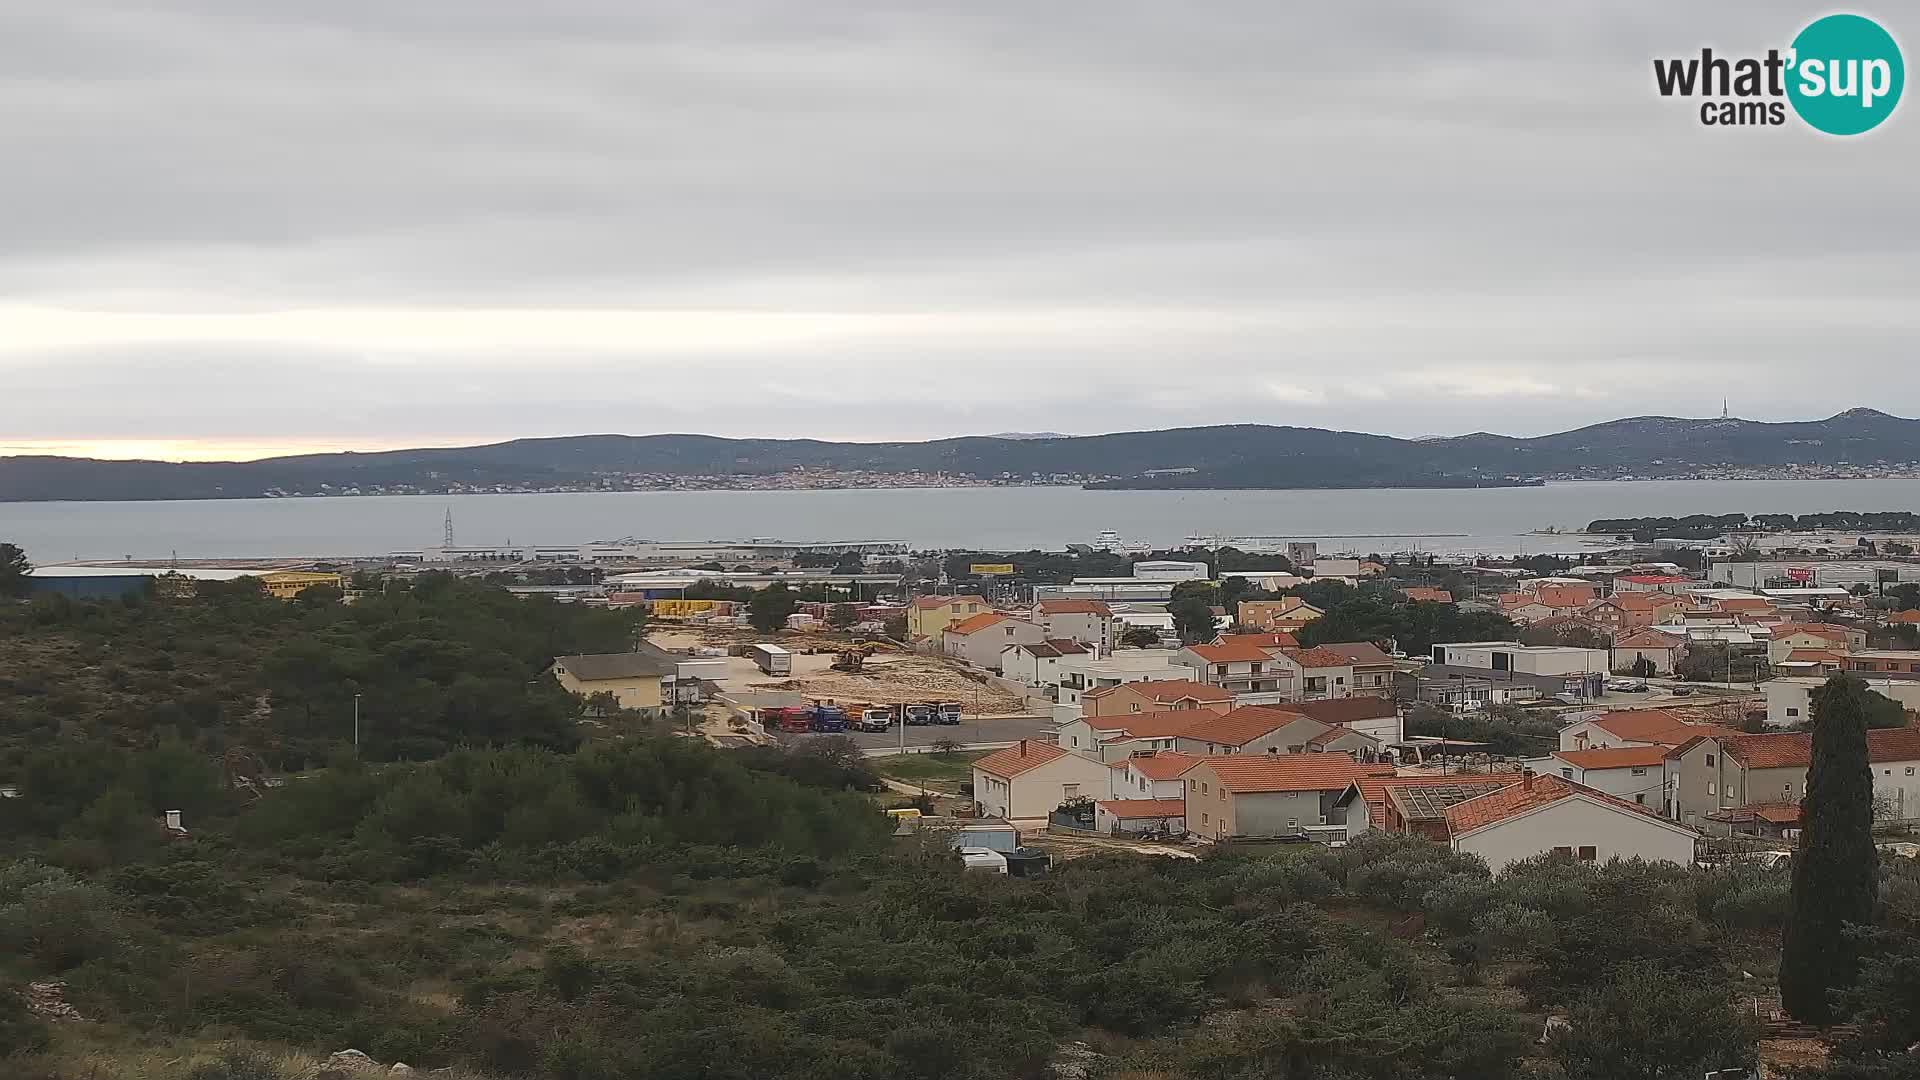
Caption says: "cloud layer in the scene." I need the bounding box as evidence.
[3,2,1913,456]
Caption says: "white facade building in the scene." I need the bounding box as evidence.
[1765,676,1920,728]
[1431,642,1608,677]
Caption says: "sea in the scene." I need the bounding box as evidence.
[6,478,1920,564]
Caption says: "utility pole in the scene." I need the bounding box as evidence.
[353,693,362,755]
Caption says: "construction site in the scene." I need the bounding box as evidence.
[649,627,1029,715]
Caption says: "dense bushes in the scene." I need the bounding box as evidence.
[238,740,894,882]
[0,573,643,772]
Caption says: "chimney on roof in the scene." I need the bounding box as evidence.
[1521,769,1535,791]
[1019,739,1027,757]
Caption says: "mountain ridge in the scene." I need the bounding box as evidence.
[2,410,1915,501]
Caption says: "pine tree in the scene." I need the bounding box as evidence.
[1780,674,1881,1024]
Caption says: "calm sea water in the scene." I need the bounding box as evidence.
[6,479,1920,563]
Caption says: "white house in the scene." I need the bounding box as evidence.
[1094,798,1187,835]
[1765,676,1920,728]
[1610,628,1685,676]
[1531,746,1669,808]
[1053,650,1189,705]
[1000,639,1090,688]
[1442,773,1700,873]
[1432,642,1608,677]
[943,613,1044,672]
[1176,641,1294,699]
[971,740,1115,820]
[1033,599,1116,652]
[1106,750,1201,800]
[1557,709,1735,752]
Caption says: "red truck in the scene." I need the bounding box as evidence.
[764,706,814,733]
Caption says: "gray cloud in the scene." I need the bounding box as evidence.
[1,1,1913,453]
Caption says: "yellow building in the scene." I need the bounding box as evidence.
[906,594,990,640]
[260,571,344,600]
[549,650,676,716]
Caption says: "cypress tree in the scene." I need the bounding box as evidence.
[1779,674,1880,1024]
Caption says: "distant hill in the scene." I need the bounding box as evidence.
[4,410,1918,501]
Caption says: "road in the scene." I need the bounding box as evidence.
[767,714,1056,754]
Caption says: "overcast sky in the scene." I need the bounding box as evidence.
[1,2,1913,460]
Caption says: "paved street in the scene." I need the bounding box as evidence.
[771,713,1055,753]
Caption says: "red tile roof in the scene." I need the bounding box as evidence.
[1346,774,1513,825]
[945,612,1007,635]
[1193,754,1392,794]
[1275,696,1399,725]
[1036,599,1113,616]
[1016,639,1090,659]
[1721,728,1920,770]
[1587,709,1737,747]
[1743,801,1802,824]
[1092,711,1216,739]
[1179,706,1315,748]
[1553,746,1670,770]
[1782,649,1844,665]
[1115,751,1202,780]
[1535,585,1599,609]
[1291,646,1356,668]
[1311,641,1395,665]
[1096,798,1189,820]
[1773,623,1850,641]
[1186,642,1278,663]
[1217,632,1300,650]
[1608,593,1669,611]
[973,739,1071,779]
[1614,628,1680,649]
[1443,773,1679,836]
[1307,726,1378,749]
[1888,610,1920,624]
[1085,679,1233,704]
[1400,587,1454,604]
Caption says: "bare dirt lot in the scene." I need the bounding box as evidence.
[759,653,1026,714]
[651,627,1028,715]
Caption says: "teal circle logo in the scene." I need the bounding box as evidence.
[1787,14,1904,135]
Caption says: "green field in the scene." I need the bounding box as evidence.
[872,749,985,790]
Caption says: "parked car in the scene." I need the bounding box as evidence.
[1605,679,1649,693]
[1671,686,1695,696]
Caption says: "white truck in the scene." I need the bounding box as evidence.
[745,643,791,676]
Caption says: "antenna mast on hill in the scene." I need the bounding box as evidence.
[443,507,456,548]
[1722,397,1730,420]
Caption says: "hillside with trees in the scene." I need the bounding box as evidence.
[9,410,1920,500]
[3,577,1918,1080]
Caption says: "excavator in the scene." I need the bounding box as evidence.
[832,644,874,673]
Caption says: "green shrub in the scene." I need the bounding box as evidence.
[0,985,51,1058]
[187,1049,286,1080]
[0,859,123,971]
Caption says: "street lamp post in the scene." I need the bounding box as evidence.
[352,693,362,755]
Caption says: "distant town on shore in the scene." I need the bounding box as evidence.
[5,409,1920,501]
